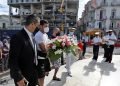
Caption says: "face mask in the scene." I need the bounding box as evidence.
[44,27,49,33]
[70,32,74,35]
[56,32,60,36]
[109,33,112,36]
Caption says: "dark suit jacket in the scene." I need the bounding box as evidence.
[9,29,37,82]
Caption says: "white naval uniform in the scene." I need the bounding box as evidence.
[92,36,102,60]
[105,33,117,63]
[65,34,77,75]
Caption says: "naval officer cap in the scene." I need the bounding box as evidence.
[108,29,113,32]
[69,28,76,30]
[95,32,100,35]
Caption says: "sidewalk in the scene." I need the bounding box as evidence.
[67,55,120,86]
[0,55,120,86]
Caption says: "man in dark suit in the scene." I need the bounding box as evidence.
[9,14,40,86]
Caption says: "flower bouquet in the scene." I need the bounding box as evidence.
[48,38,63,62]
[48,35,80,61]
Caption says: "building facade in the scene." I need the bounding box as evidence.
[0,15,19,30]
[7,0,79,32]
[81,1,95,31]
[81,0,120,37]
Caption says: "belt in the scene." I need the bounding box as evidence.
[38,56,46,59]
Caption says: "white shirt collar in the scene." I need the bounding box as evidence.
[24,27,33,37]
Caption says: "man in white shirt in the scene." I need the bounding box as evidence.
[92,32,102,61]
[81,32,89,58]
[35,20,51,86]
[105,30,117,63]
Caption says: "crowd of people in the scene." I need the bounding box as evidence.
[0,14,117,86]
[0,38,10,72]
[8,14,83,86]
[92,30,117,63]
[79,29,117,64]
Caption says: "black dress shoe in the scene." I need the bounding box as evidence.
[105,60,108,62]
[53,77,61,81]
[108,60,111,63]
[92,58,97,61]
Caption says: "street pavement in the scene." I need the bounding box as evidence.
[0,47,120,86]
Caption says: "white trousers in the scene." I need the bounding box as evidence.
[66,53,71,73]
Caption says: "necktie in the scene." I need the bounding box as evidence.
[31,34,38,65]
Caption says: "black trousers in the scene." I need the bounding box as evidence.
[14,72,38,86]
[82,42,87,57]
[14,65,38,86]
[93,45,99,60]
[103,44,107,58]
[105,45,114,63]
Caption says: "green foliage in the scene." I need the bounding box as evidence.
[48,49,62,62]
[63,45,78,56]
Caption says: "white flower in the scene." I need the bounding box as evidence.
[58,39,62,42]
[47,39,52,44]
[55,49,63,55]
[52,39,56,42]
[52,44,56,49]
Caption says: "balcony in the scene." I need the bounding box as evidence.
[42,0,61,3]
[8,0,43,5]
[99,16,107,21]
[88,17,95,22]
[111,2,120,6]
[66,12,77,16]
[97,2,108,8]
[42,0,54,3]
[109,26,117,29]
[67,0,79,1]
[66,19,76,23]
[11,14,20,18]
[110,16,120,20]
[54,0,61,2]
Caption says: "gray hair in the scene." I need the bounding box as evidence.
[24,14,40,25]
[53,27,60,31]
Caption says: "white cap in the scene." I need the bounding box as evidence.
[95,32,99,35]
[69,28,76,30]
